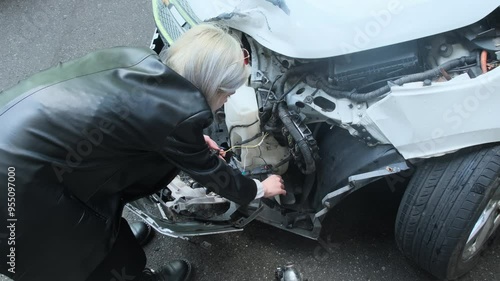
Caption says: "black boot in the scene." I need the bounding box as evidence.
[140,260,192,281]
[130,221,154,246]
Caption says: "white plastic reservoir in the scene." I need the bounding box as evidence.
[225,86,289,175]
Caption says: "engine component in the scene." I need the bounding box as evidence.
[427,36,471,68]
[225,86,290,174]
[164,177,230,219]
[316,54,478,102]
[278,103,319,175]
[277,63,322,101]
[331,41,420,89]
[281,41,478,103]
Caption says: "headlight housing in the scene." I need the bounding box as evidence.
[152,0,199,45]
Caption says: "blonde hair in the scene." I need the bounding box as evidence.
[161,24,249,109]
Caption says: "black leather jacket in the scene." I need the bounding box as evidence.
[0,47,257,281]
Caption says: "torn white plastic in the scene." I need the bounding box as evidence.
[185,0,499,58]
[363,68,500,159]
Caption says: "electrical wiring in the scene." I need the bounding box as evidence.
[224,132,269,153]
[243,147,248,171]
[262,74,282,108]
[228,119,259,146]
[257,146,268,165]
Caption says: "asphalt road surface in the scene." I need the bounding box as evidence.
[1,1,499,280]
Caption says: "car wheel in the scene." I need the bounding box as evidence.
[395,145,500,280]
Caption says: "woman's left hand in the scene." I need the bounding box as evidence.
[203,135,226,160]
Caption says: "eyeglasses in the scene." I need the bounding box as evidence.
[230,48,250,66]
[242,48,250,65]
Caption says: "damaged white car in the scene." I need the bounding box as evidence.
[127,0,500,279]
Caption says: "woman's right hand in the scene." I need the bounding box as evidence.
[262,175,286,198]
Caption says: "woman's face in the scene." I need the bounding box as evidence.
[211,91,235,111]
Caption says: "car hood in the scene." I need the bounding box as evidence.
[186,0,499,58]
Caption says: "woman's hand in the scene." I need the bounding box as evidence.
[203,135,226,160]
[262,175,286,198]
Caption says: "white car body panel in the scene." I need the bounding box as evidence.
[187,0,499,58]
[364,68,500,159]
[171,0,500,159]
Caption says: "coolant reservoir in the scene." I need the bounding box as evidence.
[225,86,289,175]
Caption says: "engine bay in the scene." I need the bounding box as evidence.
[130,7,500,240]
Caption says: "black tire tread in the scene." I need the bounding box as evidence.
[395,145,500,279]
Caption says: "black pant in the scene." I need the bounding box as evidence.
[86,219,146,281]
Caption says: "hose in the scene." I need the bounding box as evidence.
[277,63,323,101]
[277,102,316,174]
[481,50,488,74]
[270,55,477,173]
[317,55,478,102]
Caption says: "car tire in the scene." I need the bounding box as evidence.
[395,145,500,280]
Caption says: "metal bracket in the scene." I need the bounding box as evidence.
[351,123,380,146]
[150,194,169,220]
[314,185,352,219]
[349,162,409,188]
[314,162,410,219]
[234,205,264,228]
